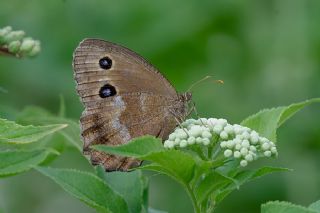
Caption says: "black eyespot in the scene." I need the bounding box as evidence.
[99,84,116,98]
[99,57,112,69]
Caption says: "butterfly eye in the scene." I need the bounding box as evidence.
[99,84,116,98]
[99,57,112,69]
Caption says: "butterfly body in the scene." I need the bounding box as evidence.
[73,39,191,171]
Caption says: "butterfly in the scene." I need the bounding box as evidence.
[73,38,192,171]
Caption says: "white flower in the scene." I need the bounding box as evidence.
[241,140,250,148]
[169,133,177,141]
[202,138,210,145]
[240,147,248,156]
[271,147,277,154]
[262,142,270,150]
[164,118,278,167]
[234,151,241,158]
[220,141,227,148]
[202,131,212,139]
[174,138,180,145]
[220,131,228,139]
[224,149,233,157]
[224,124,234,134]
[245,154,254,162]
[196,137,203,144]
[180,140,187,148]
[164,140,174,148]
[240,160,248,167]
[226,140,235,149]
[187,136,196,145]
[264,151,272,157]
[213,124,223,134]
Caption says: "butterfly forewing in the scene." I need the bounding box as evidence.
[73,39,177,106]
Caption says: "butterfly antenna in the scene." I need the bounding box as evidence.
[187,76,224,92]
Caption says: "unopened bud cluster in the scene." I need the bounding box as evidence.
[0,26,41,57]
[164,118,278,167]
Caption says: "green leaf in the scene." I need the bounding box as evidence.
[148,208,168,213]
[241,98,320,142]
[0,118,67,144]
[194,171,233,203]
[135,150,196,186]
[216,167,290,203]
[17,106,81,150]
[36,167,129,213]
[96,166,148,213]
[58,95,66,118]
[94,136,196,185]
[93,136,165,158]
[0,149,57,177]
[309,200,320,212]
[261,201,317,213]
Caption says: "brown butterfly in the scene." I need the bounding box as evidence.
[72,38,192,171]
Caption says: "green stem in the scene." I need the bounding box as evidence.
[186,185,200,213]
[191,145,208,161]
[0,47,16,57]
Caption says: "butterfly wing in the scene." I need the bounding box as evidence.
[73,38,181,171]
[73,38,178,107]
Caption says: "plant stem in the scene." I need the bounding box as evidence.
[186,185,200,213]
[0,47,16,57]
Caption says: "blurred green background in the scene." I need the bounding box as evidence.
[1,0,320,212]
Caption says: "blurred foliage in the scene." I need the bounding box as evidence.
[0,0,320,213]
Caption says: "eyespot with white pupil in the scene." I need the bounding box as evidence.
[99,57,112,69]
[99,84,116,98]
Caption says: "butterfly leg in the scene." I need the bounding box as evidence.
[167,109,190,137]
[190,102,207,126]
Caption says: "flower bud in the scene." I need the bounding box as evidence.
[164,140,174,148]
[264,151,272,157]
[220,141,227,148]
[201,130,212,139]
[8,40,21,53]
[245,154,254,162]
[224,124,234,134]
[189,126,202,137]
[260,137,269,144]
[19,38,35,54]
[240,147,248,156]
[180,140,187,148]
[234,151,241,158]
[240,160,248,167]
[196,137,202,144]
[213,124,223,134]
[168,133,176,140]
[202,138,210,145]
[271,147,277,154]
[242,131,250,139]
[262,142,270,151]
[174,138,180,145]
[220,131,228,139]
[235,143,242,150]
[217,118,227,126]
[224,149,233,157]
[241,139,250,148]
[208,118,217,126]
[0,26,12,44]
[249,145,256,152]
[226,140,235,149]
[187,136,195,145]
[4,30,25,43]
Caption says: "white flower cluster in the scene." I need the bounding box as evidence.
[164,118,278,167]
[0,26,41,57]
